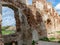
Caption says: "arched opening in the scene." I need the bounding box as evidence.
[28,0,32,5]
[2,4,21,35]
[1,4,21,45]
[2,6,16,35]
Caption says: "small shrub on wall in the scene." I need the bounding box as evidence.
[32,40,36,45]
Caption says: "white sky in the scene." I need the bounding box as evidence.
[2,7,16,26]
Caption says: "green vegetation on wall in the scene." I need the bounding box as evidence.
[39,37,50,41]
[49,37,56,41]
[32,40,36,45]
[56,31,60,34]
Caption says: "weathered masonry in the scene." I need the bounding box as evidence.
[0,0,60,45]
[0,0,32,45]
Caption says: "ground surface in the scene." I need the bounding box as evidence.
[35,41,60,45]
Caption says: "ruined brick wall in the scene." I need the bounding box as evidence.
[23,0,60,41]
[35,0,60,40]
[0,0,32,45]
[0,0,60,43]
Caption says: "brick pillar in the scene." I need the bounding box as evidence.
[0,3,4,45]
[18,8,32,45]
[32,0,36,7]
[17,8,23,45]
[21,14,32,45]
[14,9,21,32]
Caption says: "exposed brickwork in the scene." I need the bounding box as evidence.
[0,0,60,44]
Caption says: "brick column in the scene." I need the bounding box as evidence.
[0,3,4,45]
[17,8,32,45]
[21,14,32,45]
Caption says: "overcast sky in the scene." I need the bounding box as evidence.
[2,7,16,26]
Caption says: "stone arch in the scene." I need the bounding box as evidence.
[1,2,22,44]
[2,3,21,32]
[0,1,32,45]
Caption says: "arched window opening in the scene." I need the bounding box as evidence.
[28,0,32,5]
[2,6,16,35]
